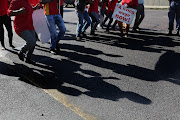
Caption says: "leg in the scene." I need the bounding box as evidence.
[60,5,63,18]
[125,23,130,37]
[106,11,113,31]
[133,5,141,30]
[175,2,180,33]
[76,11,84,37]
[55,14,66,49]
[19,30,36,61]
[0,16,5,49]
[3,15,14,47]
[45,15,58,50]
[117,20,123,33]
[168,2,175,31]
[82,11,92,33]
[136,4,145,29]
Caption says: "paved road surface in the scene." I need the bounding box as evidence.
[0,8,180,120]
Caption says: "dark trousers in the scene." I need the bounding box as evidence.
[60,5,63,18]
[102,11,114,31]
[0,14,13,47]
[168,1,180,30]
[133,4,145,29]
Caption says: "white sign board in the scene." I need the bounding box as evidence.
[112,3,137,24]
[32,9,51,44]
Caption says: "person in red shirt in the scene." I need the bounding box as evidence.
[102,0,118,32]
[88,0,100,35]
[117,0,138,37]
[7,0,41,64]
[0,0,14,50]
[28,0,40,6]
[40,0,66,54]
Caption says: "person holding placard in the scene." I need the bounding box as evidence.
[117,0,138,37]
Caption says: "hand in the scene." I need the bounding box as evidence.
[34,4,42,10]
[124,3,128,8]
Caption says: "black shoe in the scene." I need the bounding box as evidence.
[168,30,172,36]
[132,28,137,33]
[176,30,179,36]
[18,51,24,61]
[81,32,87,38]
[119,33,124,37]
[25,59,36,64]
[50,49,57,55]
[90,31,95,35]
[10,44,15,48]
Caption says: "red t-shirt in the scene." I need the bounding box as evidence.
[28,0,40,6]
[7,0,34,35]
[122,0,138,7]
[107,0,118,13]
[88,0,99,13]
[44,0,59,15]
[0,0,9,16]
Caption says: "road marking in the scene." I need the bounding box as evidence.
[43,89,100,120]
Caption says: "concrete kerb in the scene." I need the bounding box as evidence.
[145,6,169,9]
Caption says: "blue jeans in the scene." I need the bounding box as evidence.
[46,14,66,49]
[76,11,92,37]
[168,1,180,30]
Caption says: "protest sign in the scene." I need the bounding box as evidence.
[32,9,51,44]
[112,3,137,24]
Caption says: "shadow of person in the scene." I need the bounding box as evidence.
[0,61,39,87]
[59,48,157,81]
[155,50,180,85]
[85,30,179,53]
[55,59,151,104]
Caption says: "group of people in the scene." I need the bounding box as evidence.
[75,0,145,38]
[0,0,65,64]
[0,0,179,64]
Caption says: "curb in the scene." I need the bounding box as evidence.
[145,6,169,9]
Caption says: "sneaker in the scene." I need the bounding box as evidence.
[1,47,5,50]
[18,51,24,61]
[124,33,128,38]
[76,36,81,41]
[50,49,57,55]
[90,31,95,35]
[10,44,15,48]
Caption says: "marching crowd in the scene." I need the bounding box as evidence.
[0,0,180,64]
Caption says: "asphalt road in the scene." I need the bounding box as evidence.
[0,8,180,120]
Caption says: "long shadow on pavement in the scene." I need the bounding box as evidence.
[84,30,180,53]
